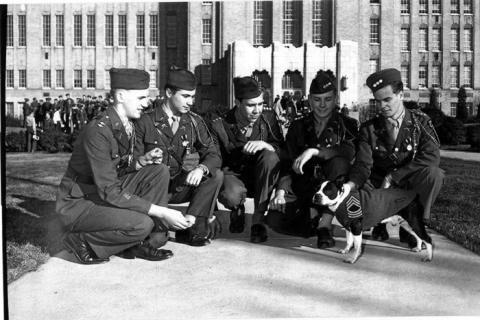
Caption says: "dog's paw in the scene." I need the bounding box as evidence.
[411,245,422,253]
[338,247,351,254]
[422,242,433,262]
[342,251,361,264]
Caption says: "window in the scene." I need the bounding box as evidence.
[149,70,157,88]
[370,18,379,44]
[312,0,326,44]
[43,70,51,88]
[432,0,441,14]
[7,15,13,46]
[419,28,428,51]
[401,0,410,14]
[253,1,267,46]
[464,0,473,14]
[432,65,441,87]
[19,70,26,88]
[368,99,377,119]
[450,65,459,88]
[401,28,410,51]
[464,28,472,51]
[419,0,428,14]
[87,15,95,46]
[6,103,14,116]
[150,14,158,46]
[105,15,113,46]
[118,15,127,46]
[451,0,459,14]
[56,15,64,46]
[87,70,96,88]
[43,15,51,46]
[451,28,459,51]
[464,65,472,87]
[202,59,212,65]
[282,0,297,44]
[401,65,410,88]
[466,102,474,116]
[432,29,441,51]
[202,19,212,44]
[369,59,379,74]
[18,15,26,46]
[419,65,427,88]
[56,69,64,88]
[136,14,145,46]
[6,70,14,88]
[450,103,457,116]
[74,15,82,46]
[282,71,303,89]
[74,69,82,88]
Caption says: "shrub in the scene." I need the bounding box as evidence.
[5,131,26,152]
[5,115,24,128]
[466,125,480,151]
[423,107,465,145]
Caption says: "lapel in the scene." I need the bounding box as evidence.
[373,115,392,150]
[225,107,248,144]
[107,108,130,151]
[393,108,413,150]
[153,105,174,139]
[249,116,263,141]
[175,113,190,139]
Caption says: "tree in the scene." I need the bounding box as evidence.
[476,103,480,121]
[456,85,468,122]
[429,88,440,109]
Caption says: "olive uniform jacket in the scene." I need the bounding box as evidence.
[206,107,284,174]
[133,106,221,177]
[278,112,359,193]
[56,107,151,228]
[349,107,441,188]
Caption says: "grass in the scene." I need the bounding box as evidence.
[4,152,480,284]
[429,157,480,255]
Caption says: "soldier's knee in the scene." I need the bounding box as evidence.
[136,215,155,239]
[419,166,444,183]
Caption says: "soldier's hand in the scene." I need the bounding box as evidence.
[185,168,204,187]
[243,140,274,155]
[149,205,189,230]
[293,148,319,175]
[381,174,392,189]
[145,148,163,164]
[270,189,286,213]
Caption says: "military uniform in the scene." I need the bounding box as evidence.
[267,111,358,236]
[55,107,169,259]
[208,106,284,214]
[349,107,444,219]
[134,105,223,222]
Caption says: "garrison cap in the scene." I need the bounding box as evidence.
[233,76,262,100]
[166,65,196,91]
[310,70,337,94]
[366,68,401,92]
[109,68,150,90]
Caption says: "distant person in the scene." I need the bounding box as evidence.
[25,108,38,152]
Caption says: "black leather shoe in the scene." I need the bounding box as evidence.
[119,242,173,261]
[229,205,246,233]
[63,233,109,265]
[372,223,389,241]
[250,224,268,243]
[399,227,417,249]
[175,229,211,247]
[316,228,335,249]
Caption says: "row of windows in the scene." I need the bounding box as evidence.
[7,14,159,47]
[450,102,476,117]
[5,69,158,89]
[400,27,473,51]
[396,64,472,89]
[401,0,474,15]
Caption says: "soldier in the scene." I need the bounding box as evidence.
[22,98,31,127]
[55,68,188,264]
[134,66,223,247]
[268,70,358,247]
[43,97,54,120]
[207,76,284,243]
[344,68,444,243]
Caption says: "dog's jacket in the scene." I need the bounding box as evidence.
[335,187,417,230]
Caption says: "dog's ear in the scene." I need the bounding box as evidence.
[334,175,347,190]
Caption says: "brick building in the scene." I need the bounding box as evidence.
[5,0,480,118]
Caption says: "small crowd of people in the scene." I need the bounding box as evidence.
[52,65,443,265]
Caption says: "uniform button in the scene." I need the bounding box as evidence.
[154,141,158,144]
[394,148,399,152]
[375,147,378,150]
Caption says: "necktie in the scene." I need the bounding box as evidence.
[171,116,179,135]
[124,120,133,138]
[386,117,399,142]
[242,123,253,138]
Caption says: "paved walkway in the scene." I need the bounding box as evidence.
[440,149,480,162]
[7,200,480,319]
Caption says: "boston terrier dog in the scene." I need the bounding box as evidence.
[312,177,433,264]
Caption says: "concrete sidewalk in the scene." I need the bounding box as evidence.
[7,200,480,319]
[440,149,480,162]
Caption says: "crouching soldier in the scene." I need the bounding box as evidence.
[207,76,284,243]
[134,66,223,247]
[55,68,189,264]
[345,68,444,244]
[268,70,358,247]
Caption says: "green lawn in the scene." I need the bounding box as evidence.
[4,152,480,284]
